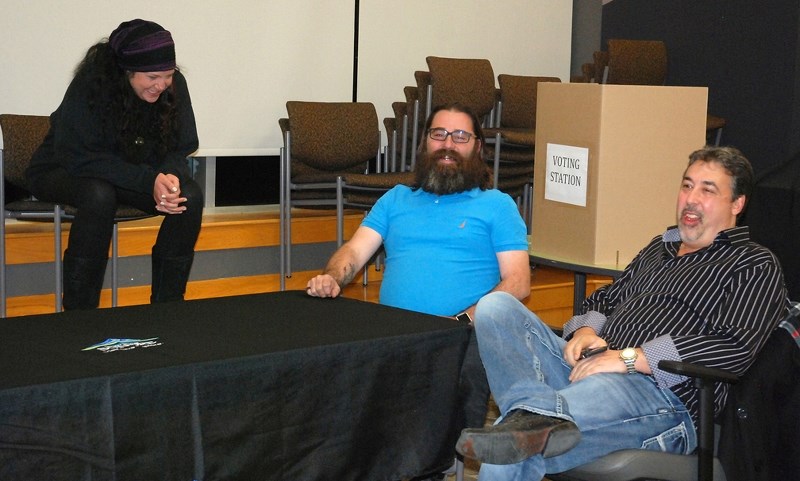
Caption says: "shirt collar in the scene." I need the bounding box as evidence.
[662,225,752,254]
[410,186,483,200]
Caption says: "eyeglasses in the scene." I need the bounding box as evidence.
[427,128,475,144]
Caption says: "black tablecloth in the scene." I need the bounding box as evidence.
[745,156,800,300]
[0,291,470,481]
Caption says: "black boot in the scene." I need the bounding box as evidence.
[62,252,108,310]
[150,253,194,303]
[456,409,581,464]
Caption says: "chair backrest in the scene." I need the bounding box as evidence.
[605,39,667,85]
[285,101,379,174]
[0,114,50,190]
[426,56,496,121]
[412,71,430,126]
[402,85,419,121]
[497,75,561,129]
[593,50,609,83]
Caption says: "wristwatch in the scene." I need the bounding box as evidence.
[455,312,473,324]
[619,347,638,374]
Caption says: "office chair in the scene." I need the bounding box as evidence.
[551,302,800,481]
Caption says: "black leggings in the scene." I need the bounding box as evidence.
[29,168,203,260]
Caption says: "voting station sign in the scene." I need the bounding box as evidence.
[544,143,589,207]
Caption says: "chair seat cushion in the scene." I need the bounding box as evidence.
[485,127,536,146]
[4,199,64,215]
[342,172,416,189]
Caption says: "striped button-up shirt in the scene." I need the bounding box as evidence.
[564,225,788,425]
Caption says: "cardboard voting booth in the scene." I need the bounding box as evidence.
[530,83,708,269]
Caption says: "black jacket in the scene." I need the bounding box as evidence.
[718,320,800,481]
[27,70,198,194]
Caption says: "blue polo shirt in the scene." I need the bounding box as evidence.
[362,185,528,316]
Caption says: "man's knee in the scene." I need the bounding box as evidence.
[475,291,548,334]
[475,291,528,323]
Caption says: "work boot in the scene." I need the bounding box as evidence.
[150,253,194,303]
[456,409,581,464]
[62,253,108,310]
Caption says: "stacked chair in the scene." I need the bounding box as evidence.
[484,74,561,232]
[279,101,415,290]
[575,39,726,145]
[378,56,562,234]
[278,101,379,290]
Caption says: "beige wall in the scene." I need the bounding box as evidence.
[0,1,573,156]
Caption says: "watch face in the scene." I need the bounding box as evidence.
[621,348,636,360]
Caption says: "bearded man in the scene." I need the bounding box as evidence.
[306,103,530,447]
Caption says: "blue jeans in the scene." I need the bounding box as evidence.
[473,292,697,481]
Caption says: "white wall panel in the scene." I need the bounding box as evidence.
[1,1,572,155]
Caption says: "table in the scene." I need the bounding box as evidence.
[529,254,623,315]
[0,291,470,481]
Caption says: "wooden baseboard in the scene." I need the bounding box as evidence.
[4,264,613,329]
[3,208,364,264]
[3,207,614,325]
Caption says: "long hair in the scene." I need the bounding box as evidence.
[74,41,179,161]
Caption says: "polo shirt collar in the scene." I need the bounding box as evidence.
[410,186,483,201]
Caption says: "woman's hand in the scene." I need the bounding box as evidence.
[153,173,187,214]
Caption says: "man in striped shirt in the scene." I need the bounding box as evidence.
[456,146,789,481]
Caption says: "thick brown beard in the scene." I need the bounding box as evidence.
[415,146,490,194]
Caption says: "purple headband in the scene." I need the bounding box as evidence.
[109,19,176,72]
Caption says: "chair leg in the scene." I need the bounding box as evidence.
[411,99,420,171]
[524,183,533,234]
[455,458,464,481]
[493,133,501,189]
[401,114,409,172]
[0,218,5,318]
[279,144,288,291]
[111,223,118,307]
[54,205,63,312]
[336,177,345,248]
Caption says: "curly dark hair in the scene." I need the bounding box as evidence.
[74,41,180,162]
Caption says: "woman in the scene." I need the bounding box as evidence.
[26,19,203,310]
